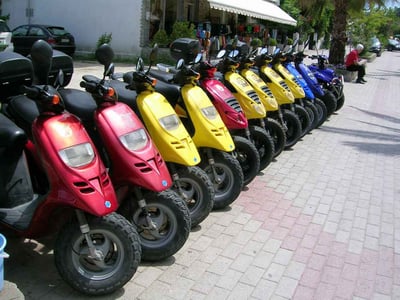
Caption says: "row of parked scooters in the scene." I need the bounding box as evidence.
[0,37,344,295]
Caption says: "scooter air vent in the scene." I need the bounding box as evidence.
[73,181,95,194]
[134,162,153,173]
[225,97,243,113]
[280,82,291,92]
[261,86,274,98]
[247,91,262,105]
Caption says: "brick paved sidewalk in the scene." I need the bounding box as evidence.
[2,50,399,300]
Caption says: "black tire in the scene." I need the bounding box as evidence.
[321,90,337,116]
[295,104,312,137]
[264,117,286,158]
[303,101,319,130]
[282,109,302,149]
[233,135,260,186]
[201,150,244,209]
[172,166,215,228]
[124,190,191,261]
[54,212,141,296]
[313,98,328,128]
[335,93,345,111]
[249,125,275,170]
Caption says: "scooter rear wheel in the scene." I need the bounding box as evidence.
[233,135,260,186]
[54,212,141,296]
[201,150,244,210]
[129,190,191,261]
[173,166,215,228]
[304,101,319,130]
[249,125,275,170]
[264,117,286,158]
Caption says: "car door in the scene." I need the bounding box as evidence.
[11,25,30,55]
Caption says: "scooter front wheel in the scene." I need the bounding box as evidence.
[173,166,215,228]
[130,190,191,261]
[264,117,286,158]
[314,98,328,128]
[249,125,275,170]
[321,90,337,116]
[295,104,312,137]
[233,135,260,186]
[282,109,302,149]
[304,101,319,130]
[201,150,244,210]
[54,212,141,296]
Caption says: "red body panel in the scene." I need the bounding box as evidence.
[94,102,172,191]
[25,112,118,236]
[201,78,248,130]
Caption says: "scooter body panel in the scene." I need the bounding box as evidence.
[224,71,266,119]
[95,102,172,191]
[295,62,325,97]
[259,65,295,105]
[284,62,315,100]
[200,78,248,130]
[32,112,118,219]
[273,63,306,99]
[137,90,201,166]
[239,68,279,112]
[181,84,235,152]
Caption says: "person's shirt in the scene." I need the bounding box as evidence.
[345,49,359,67]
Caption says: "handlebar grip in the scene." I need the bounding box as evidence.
[80,81,97,93]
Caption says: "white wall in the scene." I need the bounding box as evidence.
[2,0,143,56]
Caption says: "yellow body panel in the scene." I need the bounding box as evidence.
[274,64,305,99]
[240,68,279,112]
[224,72,266,119]
[136,90,201,166]
[260,65,295,105]
[181,84,235,152]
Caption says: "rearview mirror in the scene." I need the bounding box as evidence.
[95,44,114,70]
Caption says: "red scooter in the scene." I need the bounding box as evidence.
[0,47,141,295]
[45,41,191,261]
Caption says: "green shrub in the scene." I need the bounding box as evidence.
[169,21,196,42]
[96,32,112,49]
[152,29,170,47]
[268,38,277,46]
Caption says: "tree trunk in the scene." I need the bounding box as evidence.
[328,0,348,65]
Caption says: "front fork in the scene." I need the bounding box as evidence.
[203,148,223,184]
[75,210,105,264]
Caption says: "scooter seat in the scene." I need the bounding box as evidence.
[6,94,39,138]
[58,88,97,124]
[154,80,181,107]
[108,79,139,112]
[149,69,175,83]
[0,113,27,151]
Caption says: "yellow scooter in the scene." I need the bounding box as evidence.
[107,46,215,228]
[150,53,244,209]
[253,49,304,147]
[216,49,275,167]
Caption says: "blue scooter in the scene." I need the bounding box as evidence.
[308,54,345,112]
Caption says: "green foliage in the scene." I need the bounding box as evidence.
[0,14,10,22]
[268,38,277,46]
[250,38,263,47]
[96,32,112,49]
[152,29,170,47]
[169,21,196,42]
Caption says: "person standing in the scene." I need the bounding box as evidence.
[345,44,367,84]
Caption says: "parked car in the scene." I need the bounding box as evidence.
[387,38,400,51]
[0,20,14,52]
[369,37,382,57]
[11,24,75,56]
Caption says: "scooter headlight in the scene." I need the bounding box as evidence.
[253,104,265,115]
[59,142,95,168]
[159,114,180,131]
[119,129,148,151]
[201,106,218,120]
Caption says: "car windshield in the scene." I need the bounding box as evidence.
[47,26,69,36]
[0,22,10,32]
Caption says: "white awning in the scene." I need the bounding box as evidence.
[208,0,297,26]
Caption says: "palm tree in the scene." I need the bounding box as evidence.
[297,0,388,64]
